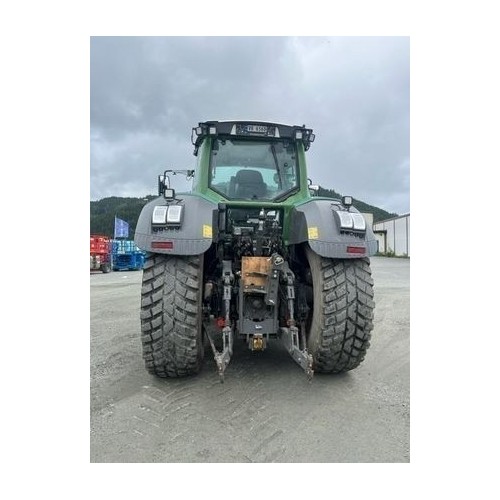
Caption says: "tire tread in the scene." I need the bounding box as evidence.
[140,253,203,378]
[307,249,375,374]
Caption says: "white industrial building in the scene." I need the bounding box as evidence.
[373,214,410,257]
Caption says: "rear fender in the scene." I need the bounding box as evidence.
[134,194,217,255]
[289,199,378,258]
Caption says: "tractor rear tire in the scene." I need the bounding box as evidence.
[140,253,204,377]
[306,247,375,373]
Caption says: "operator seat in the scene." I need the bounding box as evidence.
[233,169,267,199]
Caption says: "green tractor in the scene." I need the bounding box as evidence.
[134,121,377,381]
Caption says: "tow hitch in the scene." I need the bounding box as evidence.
[205,256,313,382]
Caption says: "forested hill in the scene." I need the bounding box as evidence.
[316,187,398,224]
[90,196,156,237]
[90,190,398,237]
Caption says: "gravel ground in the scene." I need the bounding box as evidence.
[90,256,410,463]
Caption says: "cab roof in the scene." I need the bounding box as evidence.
[191,120,315,155]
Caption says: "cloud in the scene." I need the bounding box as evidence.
[90,36,409,214]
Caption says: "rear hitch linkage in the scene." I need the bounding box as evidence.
[205,260,234,383]
[279,265,314,381]
[205,259,313,382]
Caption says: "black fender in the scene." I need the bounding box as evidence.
[134,194,217,255]
[289,198,378,258]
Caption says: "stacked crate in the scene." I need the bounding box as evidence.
[112,239,146,271]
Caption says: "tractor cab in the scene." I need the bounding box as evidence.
[190,121,315,203]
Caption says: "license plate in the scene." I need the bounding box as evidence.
[237,124,272,135]
[246,124,268,134]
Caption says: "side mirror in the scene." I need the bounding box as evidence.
[158,169,192,197]
[158,174,168,196]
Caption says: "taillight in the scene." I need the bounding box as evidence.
[346,246,365,254]
[151,241,174,249]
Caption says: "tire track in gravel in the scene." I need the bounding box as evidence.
[123,356,288,462]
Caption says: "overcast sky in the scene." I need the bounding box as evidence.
[90,36,409,214]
